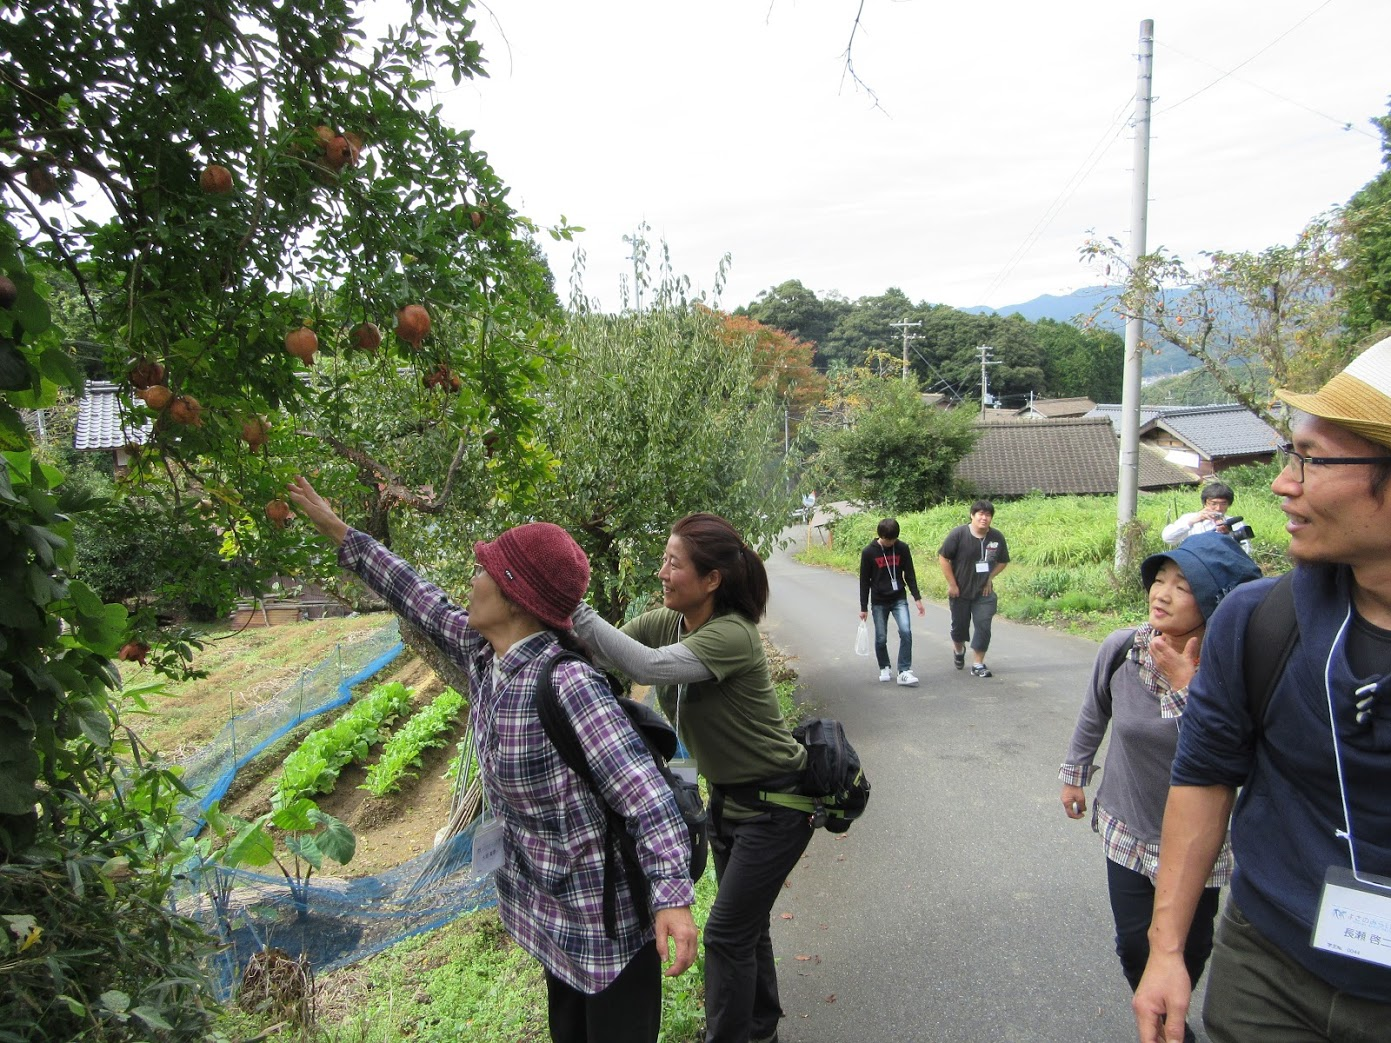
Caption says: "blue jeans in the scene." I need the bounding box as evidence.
[871,598,913,673]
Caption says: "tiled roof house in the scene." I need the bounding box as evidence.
[1014,396,1096,420]
[1086,403,1179,434]
[1137,404,1282,477]
[954,416,1197,497]
[74,381,152,470]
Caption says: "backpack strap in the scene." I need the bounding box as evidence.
[1106,629,1138,687]
[534,650,650,939]
[1242,572,1299,731]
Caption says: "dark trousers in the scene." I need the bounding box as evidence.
[1107,858,1220,993]
[1203,900,1391,1043]
[703,805,814,1043]
[544,941,660,1043]
[948,593,997,653]
[1107,860,1218,1043]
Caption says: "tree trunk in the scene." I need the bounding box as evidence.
[396,616,472,695]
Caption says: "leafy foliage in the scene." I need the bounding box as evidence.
[1341,102,1391,339]
[362,686,466,797]
[534,267,796,620]
[273,681,413,807]
[807,372,978,512]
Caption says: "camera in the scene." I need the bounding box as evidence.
[1191,514,1255,554]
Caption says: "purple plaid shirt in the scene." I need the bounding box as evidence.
[340,530,695,992]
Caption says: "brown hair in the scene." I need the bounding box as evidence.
[670,513,769,622]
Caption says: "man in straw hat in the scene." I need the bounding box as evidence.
[1134,336,1391,1043]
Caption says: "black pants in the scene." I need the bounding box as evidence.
[544,941,660,1043]
[703,805,814,1043]
[1107,857,1220,1041]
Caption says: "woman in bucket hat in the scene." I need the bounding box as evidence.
[286,476,696,1043]
[1058,531,1261,1043]
[570,513,809,1043]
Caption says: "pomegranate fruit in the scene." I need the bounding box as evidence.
[25,166,58,198]
[349,321,381,352]
[323,135,355,170]
[140,385,173,410]
[199,164,233,194]
[424,364,461,393]
[469,210,484,230]
[285,326,318,363]
[265,499,292,528]
[168,395,203,426]
[0,275,16,308]
[395,304,431,348]
[241,417,270,451]
[128,359,165,390]
[118,641,150,666]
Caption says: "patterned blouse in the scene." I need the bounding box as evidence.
[340,530,694,992]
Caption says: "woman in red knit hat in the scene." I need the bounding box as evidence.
[286,476,696,1043]
[571,512,810,1043]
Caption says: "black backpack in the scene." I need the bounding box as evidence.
[722,717,871,833]
[535,652,709,939]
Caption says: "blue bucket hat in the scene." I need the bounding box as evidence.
[1140,531,1262,622]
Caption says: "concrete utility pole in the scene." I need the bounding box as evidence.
[977,344,998,418]
[1115,18,1154,575]
[889,318,921,381]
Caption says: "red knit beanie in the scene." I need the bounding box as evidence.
[474,523,590,630]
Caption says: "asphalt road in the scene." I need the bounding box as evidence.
[760,528,1211,1043]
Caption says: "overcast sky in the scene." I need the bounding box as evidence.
[428,0,1390,312]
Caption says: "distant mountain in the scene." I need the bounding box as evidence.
[960,285,1118,326]
[962,285,1198,377]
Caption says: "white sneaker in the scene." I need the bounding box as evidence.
[897,670,919,686]
[878,667,892,682]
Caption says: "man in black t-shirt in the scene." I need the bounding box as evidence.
[937,500,1010,678]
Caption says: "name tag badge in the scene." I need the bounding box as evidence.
[670,757,699,785]
[975,561,990,574]
[1311,865,1391,969]
[471,817,505,878]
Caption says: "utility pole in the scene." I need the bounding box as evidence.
[1115,18,1154,575]
[889,318,921,381]
[977,344,998,418]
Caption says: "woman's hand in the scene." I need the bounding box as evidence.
[1061,784,1087,818]
[654,905,698,976]
[1149,631,1200,691]
[286,476,350,547]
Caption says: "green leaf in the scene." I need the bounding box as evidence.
[224,822,274,868]
[131,1006,174,1031]
[99,989,131,1014]
[311,810,356,865]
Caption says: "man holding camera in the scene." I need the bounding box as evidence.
[1133,337,1391,1043]
[1160,482,1236,545]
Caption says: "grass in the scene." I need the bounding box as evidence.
[803,468,1291,639]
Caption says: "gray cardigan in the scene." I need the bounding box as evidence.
[1063,628,1188,844]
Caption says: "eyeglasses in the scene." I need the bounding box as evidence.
[1277,442,1391,483]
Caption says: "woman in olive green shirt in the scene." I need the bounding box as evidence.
[572,512,810,1043]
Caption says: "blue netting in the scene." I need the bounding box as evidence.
[168,617,499,996]
[174,620,405,834]
[181,821,496,998]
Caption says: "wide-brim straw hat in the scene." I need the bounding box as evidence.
[1275,335,1391,449]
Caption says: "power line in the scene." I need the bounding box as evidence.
[977,92,1135,305]
[1153,2,1375,138]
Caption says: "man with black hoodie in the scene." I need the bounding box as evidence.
[1134,336,1391,1043]
[858,518,925,687]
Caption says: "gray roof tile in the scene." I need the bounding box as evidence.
[956,416,1196,496]
[74,381,152,450]
[1137,404,1282,458]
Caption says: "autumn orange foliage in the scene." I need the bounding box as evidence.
[713,311,826,416]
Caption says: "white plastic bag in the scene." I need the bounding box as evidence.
[854,619,871,656]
